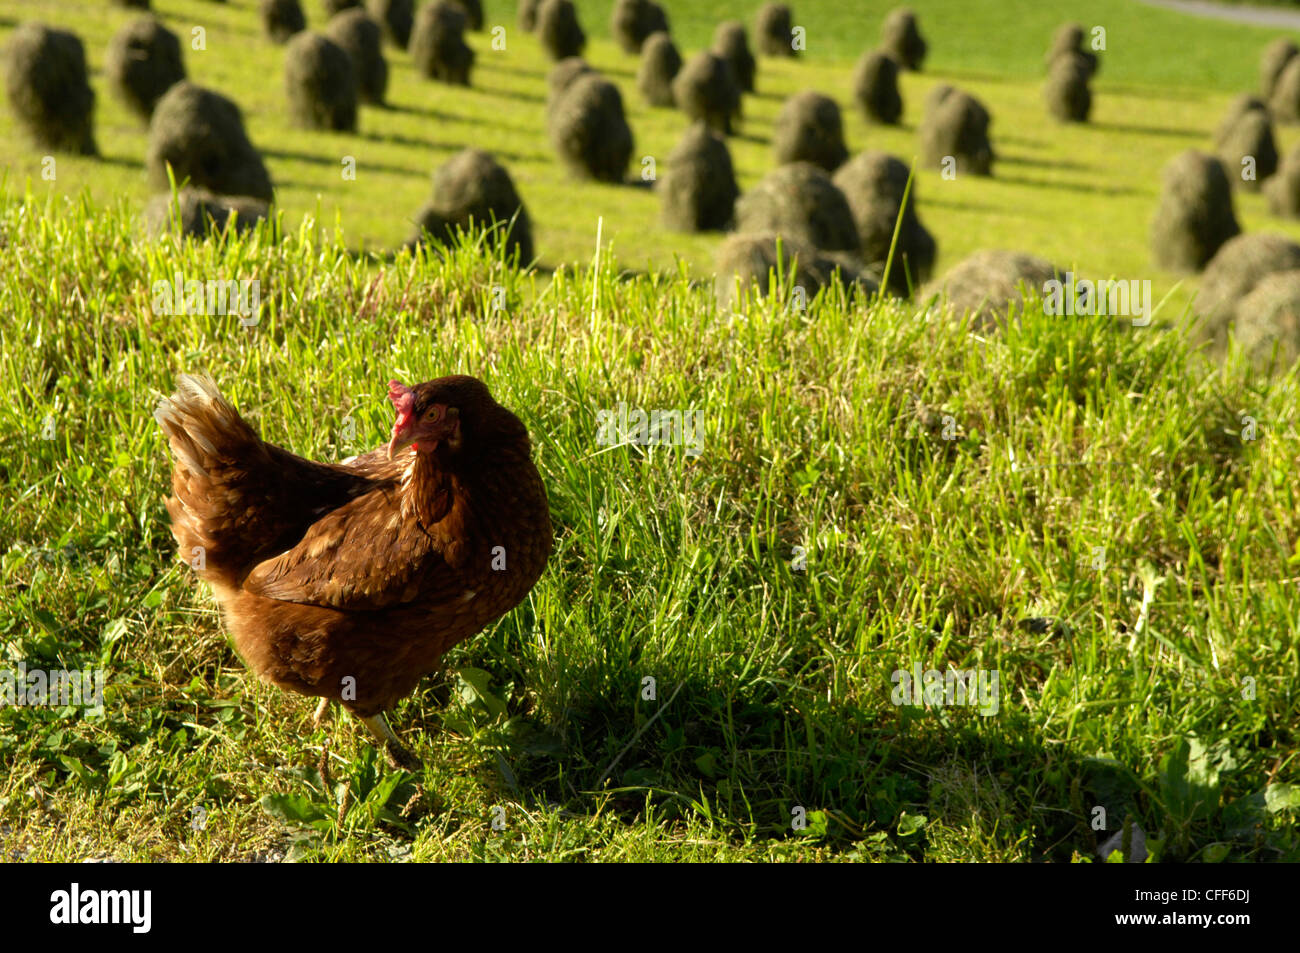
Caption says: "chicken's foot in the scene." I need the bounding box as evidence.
[313,697,331,730]
[360,712,423,771]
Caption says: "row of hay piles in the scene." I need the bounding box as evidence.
[1214,95,1277,193]
[920,85,994,175]
[407,148,535,263]
[548,60,634,182]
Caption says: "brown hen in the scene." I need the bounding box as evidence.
[154,374,551,767]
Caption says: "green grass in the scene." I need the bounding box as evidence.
[1,0,1299,862]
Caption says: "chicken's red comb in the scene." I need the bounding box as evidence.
[388,380,415,430]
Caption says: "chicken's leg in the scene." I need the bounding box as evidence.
[359,712,423,770]
[313,697,331,729]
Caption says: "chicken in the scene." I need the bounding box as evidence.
[154,373,552,768]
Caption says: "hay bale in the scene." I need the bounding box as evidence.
[549,73,633,182]
[1261,37,1298,99]
[410,0,475,85]
[1195,233,1300,330]
[284,32,358,130]
[367,0,413,48]
[734,162,859,252]
[636,32,680,108]
[1214,94,1268,145]
[612,0,668,54]
[408,149,534,263]
[1266,141,1300,216]
[852,49,901,125]
[772,91,848,171]
[326,9,387,104]
[755,3,796,58]
[715,233,876,309]
[452,0,484,31]
[672,52,741,135]
[832,151,935,295]
[1270,56,1300,124]
[323,0,361,16]
[712,21,755,94]
[1216,109,1277,192]
[105,17,185,122]
[1231,270,1300,365]
[144,188,269,239]
[537,0,586,61]
[881,7,925,71]
[518,0,540,32]
[919,86,993,175]
[925,249,1062,329]
[147,82,273,200]
[659,121,738,231]
[261,0,307,43]
[547,56,593,116]
[1045,22,1097,77]
[1150,150,1240,272]
[1044,53,1090,123]
[4,23,97,155]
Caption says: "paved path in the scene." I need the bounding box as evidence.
[1136,0,1300,29]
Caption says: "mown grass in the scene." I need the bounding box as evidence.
[0,193,1297,862]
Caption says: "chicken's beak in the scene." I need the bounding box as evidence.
[387,431,414,460]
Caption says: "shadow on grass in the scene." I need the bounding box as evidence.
[996,174,1141,197]
[1089,119,1205,139]
[263,147,424,177]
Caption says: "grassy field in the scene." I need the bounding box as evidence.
[1,0,1299,863]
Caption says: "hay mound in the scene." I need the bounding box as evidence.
[537,0,586,61]
[518,0,540,32]
[1261,37,1298,99]
[755,3,796,58]
[105,17,185,122]
[852,49,901,125]
[452,0,483,31]
[659,121,739,231]
[1266,141,1300,217]
[1044,54,1091,123]
[1150,150,1240,272]
[1270,56,1300,123]
[1232,270,1300,365]
[326,9,387,104]
[410,0,474,84]
[832,151,935,295]
[547,56,593,117]
[1214,94,1268,145]
[284,32,358,130]
[1216,109,1277,192]
[1045,22,1097,77]
[919,86,993,175]
[734,162,859,252]
[147,83,273,200]
[636,32,680,108]
[672,52,741,135]
[323,0,361,16]
[261,0,307,44]
[711,21,755,94]
[715,233,877,309]
[145,188,269,239]
[367,0,413,48]
[408,149,534,263]
[549,73,633,182]
[772,91,848,171]
[4,23,97,155]
[1195,233,1300,331]
[880,7,926,71]
[612,0,668,54]
[925,249,1062,329]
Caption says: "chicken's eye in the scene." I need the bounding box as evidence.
[425,406,440,421]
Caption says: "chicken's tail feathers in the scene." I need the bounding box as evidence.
[154,374,257,476]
